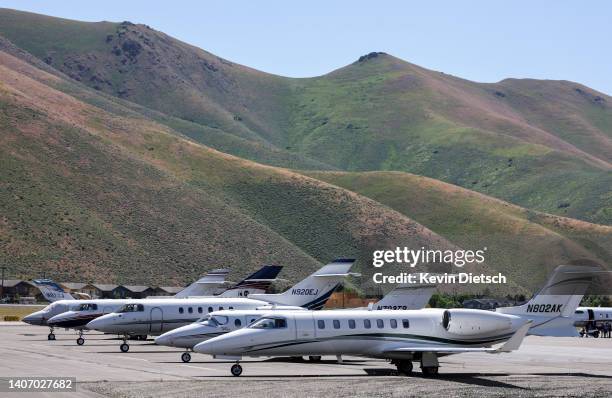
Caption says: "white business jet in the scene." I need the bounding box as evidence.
[155,279,437,362]
[194,307,532,377]
[86,259,356,352]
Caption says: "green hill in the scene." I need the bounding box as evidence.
[308,171,612,291]
[0,48,460,288]
[0,8,610,224]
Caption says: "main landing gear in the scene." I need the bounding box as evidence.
[47,327,56,341]
[392,353,439,377]
[231,362,243,377]
[181,351,192,363]
[76,330,85,345]
[120,334,130,352]
[393,360,413,375]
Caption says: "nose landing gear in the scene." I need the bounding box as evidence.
[181,351,192,363]
[47,327,56,340]
[120,334,130,352]
[230,362,243,377]
[76,330,85,345]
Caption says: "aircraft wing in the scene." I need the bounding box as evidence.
[384,321,532,356]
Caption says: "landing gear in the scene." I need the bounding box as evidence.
[120,335,130,352]
[48,327,56,341]
[76,330,85,345]
[308,355,322,362]
[420,352,440,377]
[181,352,192,363]
[231,363,243,377]
[421,366,439,377]
[394,360,413,375]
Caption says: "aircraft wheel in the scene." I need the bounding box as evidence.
[181,352,192,363]
[120,343,130,353]
[421,366,439,377]
[593,331,600,338]
[231,364,243,377]
[396,360,413,375]
[76,337,85,346]
[308,355,322,362]
[48,333,56,341]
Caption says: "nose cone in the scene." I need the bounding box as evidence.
[23,311,46,326]
[86,314,114,332]
[155,323,201,348]
[154,332,173,346]
[194,329,252,356]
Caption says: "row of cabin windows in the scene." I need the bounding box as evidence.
[178,306,234,314]
[317,319,410,330]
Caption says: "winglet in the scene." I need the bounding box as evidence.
[495,321,532,353]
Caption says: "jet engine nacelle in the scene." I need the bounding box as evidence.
[442,309,513,336]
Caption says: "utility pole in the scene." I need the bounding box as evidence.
[1,266,5,299]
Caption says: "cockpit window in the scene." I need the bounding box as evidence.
[211,315,228,325]
[250,317,287,329]
[77,303,98,311]
[118,304,145,313]
[575,310,584,314]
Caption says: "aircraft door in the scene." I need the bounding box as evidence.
[294,313,315,340]
[150,307,163,333]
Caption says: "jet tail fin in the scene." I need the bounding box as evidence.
[373,280,436,310]
[250,259,356,309]
[32,279,74,302]
[497,264,601,335]
[219,265,283,297]
[173,269,230,298]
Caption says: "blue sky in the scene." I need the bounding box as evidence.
[1,0,611,94]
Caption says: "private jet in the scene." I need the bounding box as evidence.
[86,259,357,352]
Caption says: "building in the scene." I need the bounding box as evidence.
[0,280,43,302]
[81,284,118,299]
[59,282,87,293]
[115,285,155,299]
[462,298,516,310]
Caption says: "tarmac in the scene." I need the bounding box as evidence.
[1,322,611,397]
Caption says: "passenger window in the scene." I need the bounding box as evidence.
[198,307,203,314]
[317,320,325,329]
[137,304,144,312]
[402,319,410,328]
[235,318,242,327]
[219,306,224,311]
[188,307,193,314]
[390,319,397,329]
[229,306,234,310]
[208,307,213,313]
[348,319,356,329]
[179,307,184,314]
[333,320,340,329]
[377,319,384,328]
[364,319,371,329]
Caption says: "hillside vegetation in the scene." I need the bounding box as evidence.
[0,9,609,224]
[0,9,609,294]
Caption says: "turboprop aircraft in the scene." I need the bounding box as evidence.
[155,280,437,363]
[193,307,532,377]
[22,266,276,342]
[496,264,601,337]
[86,259,356,352]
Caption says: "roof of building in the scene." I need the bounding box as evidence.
[121,285,151,293]
[59,282,87,290]
[1,279,30,288]
[90,284,118,292]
